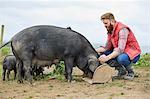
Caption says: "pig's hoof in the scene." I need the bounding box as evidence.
[17,80,23,83]
[29,82,36,87]
[67,80,72,83]
[71,80,76,83]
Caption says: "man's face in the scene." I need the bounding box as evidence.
[102,19,114,33]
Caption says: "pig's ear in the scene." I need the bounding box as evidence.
[88,59,96,72]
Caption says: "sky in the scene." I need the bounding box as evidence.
[0,0,150,49]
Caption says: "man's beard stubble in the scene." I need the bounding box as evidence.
[107,24,113,34]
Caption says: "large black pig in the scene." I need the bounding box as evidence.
[1,25,100,84]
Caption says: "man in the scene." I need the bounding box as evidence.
[96,12,141,80]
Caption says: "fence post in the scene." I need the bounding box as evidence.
[0,25,4,56]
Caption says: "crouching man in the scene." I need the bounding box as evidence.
[96,12,141,80]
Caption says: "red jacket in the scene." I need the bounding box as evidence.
[107,22,141,60]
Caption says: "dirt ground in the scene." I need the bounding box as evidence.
[0,67,150,99]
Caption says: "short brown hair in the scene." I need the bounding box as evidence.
[101,12,115,20]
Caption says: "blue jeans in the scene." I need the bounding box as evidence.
[102,50,140,67]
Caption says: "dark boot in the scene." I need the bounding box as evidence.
[115,66,126,77]
[107,60,126,78]
[123,65,134,80]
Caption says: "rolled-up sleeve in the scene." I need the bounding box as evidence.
[104,36,113,50]
[114,28,129,53]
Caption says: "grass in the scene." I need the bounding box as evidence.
[134,53,150,68]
